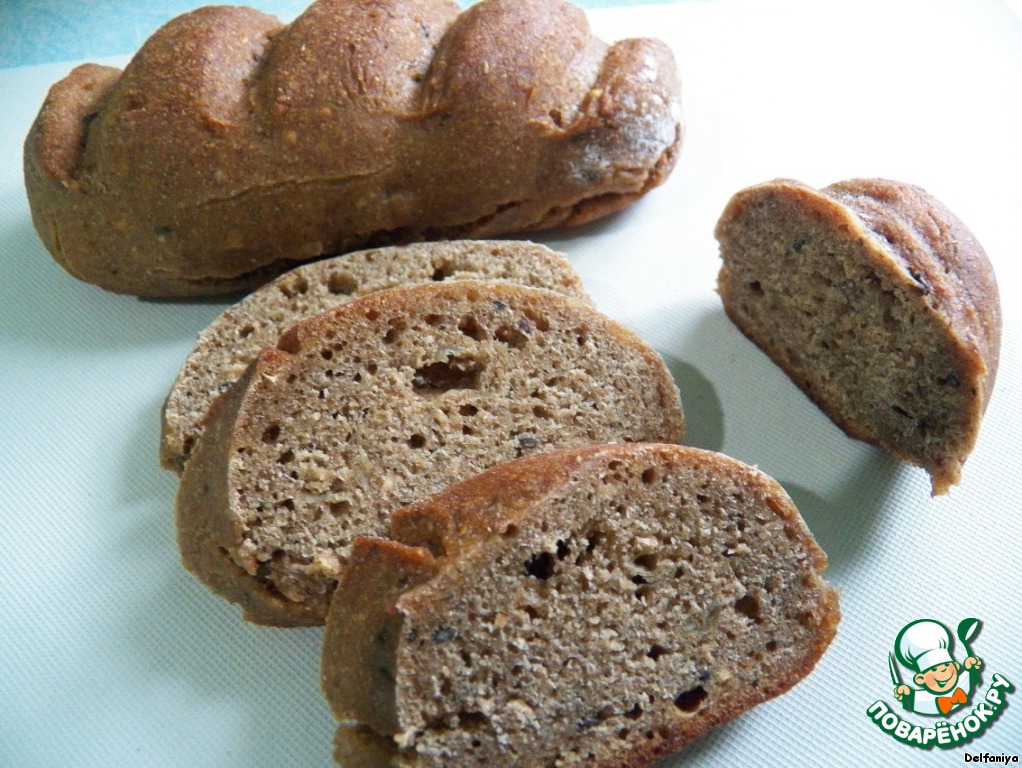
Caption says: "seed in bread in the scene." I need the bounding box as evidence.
[160,240,591,473]
[176,281,685,626]
[715,178,1001,494]
[24,0,682,297]
[321,443,840,767]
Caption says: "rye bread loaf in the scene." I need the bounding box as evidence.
[321,443,840,767]
[176,281,684,626]
[715,178,1001,494]
[160,240,590,473]
[23,0,682,297]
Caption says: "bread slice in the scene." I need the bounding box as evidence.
[176,281,684,626]
[321,443,840,767]
[160,240,590,473]
[715,178,1001,494]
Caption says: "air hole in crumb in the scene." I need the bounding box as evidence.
[408,434,427,449]
[749,280,764,295]
[525,551,556,580]
[459,404,479,417]
[522,309,550,332]
[238,323,255,339]
[674,686,708,713]
[431,263,452,281]
[634,553,658,570]
[765,640,779,652]
[634,584,655,602]
[533,404,553,419]
[734,594,761,621]
[277,449,295,464]
[502,524,519,538]
[384,321,406,344]
[641,468,657,484]
[556,540,570,560]
[424,313,443,326]
[330,500,351,516]
[279,275,309,298]
[458,315,486,341]
[494,323,528,349]
[321,348,333,360]
[327,271,357,295]
[413,355,484,394]
[647,645,668,661]
[365,308,380,321]
[624,704,643,720]
[261,424,281,443]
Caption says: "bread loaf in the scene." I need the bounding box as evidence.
[321,443,840,767]
[715,178,1001,494]
[24,0,682,297]
[176,281,684,626]
[160,240,590,472]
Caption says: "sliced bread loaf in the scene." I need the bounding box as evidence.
[321,442,840,767]
[715,178,1001,494]
[160,240,590,472]
[176,281,684,626]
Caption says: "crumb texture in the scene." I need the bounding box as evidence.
[715,178,1001,494]
[322,443,840,767]
[160,240,590,472]
[176,281,684,626]
[24,0,682,296]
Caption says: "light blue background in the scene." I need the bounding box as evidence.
[0,0,694,68]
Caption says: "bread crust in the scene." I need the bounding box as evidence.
[24,0,682,297]
[716,178,1001,494]
[322,443,839,767]
[176,281,685,625]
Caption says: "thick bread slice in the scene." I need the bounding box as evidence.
[176,281,684,626]
[321,443,840,767]
[715,178,1001,494]
[160,240,590,473]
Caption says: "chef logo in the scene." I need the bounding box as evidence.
[892,618,981,717]
[866,618,1014,750]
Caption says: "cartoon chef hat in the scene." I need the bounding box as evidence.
[895,619,954,673]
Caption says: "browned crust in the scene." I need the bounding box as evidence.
[24,0,682,297]
[322,443,839,767]
[715,178,1001,494]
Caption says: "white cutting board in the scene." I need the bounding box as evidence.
[2,1,1021,765]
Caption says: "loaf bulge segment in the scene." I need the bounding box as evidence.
[24,0,682,297]
[716,178,1001,494]
[160,240,591,473]
[176,281,684,626]
[322,443,840,767]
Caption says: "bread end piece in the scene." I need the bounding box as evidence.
[175,347,327,627]
[716,177,1001,494]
